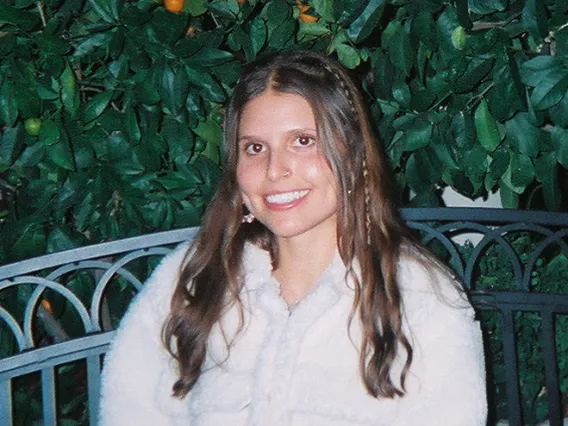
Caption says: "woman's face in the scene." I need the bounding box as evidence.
[236,90,338,243]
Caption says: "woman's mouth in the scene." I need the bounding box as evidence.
[265,190,309,205]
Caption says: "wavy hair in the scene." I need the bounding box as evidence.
[163,50,421,399]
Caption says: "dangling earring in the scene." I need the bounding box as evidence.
[242,205,255,223]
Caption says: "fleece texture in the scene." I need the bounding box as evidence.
[99,243,487,425]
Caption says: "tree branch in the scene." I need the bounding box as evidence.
[36,2,47,28]
[470,12,522,32]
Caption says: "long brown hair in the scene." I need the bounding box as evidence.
[163,50,420,399]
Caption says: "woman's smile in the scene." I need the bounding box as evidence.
[264,190,310,206]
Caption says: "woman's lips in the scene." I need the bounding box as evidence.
[264,190,309,209]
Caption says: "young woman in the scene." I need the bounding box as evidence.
[99,50,487,425]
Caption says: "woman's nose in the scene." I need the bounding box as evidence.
[266,150,292,181]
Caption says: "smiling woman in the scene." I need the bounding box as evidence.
[99,50,487,425]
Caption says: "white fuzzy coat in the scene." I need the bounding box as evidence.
[99,242,487,425]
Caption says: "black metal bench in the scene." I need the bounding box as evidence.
[1,208,567,425]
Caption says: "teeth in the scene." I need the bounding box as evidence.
[265,190,309,204]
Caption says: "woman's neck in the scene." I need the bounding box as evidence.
[273,233,337,306]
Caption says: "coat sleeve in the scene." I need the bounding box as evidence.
[98,243,192,426]
[393,261,487,426]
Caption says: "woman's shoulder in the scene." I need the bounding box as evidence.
[396,244,474,326]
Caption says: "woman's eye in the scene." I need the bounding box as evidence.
[293,136,315,147]
[244,142,265,154]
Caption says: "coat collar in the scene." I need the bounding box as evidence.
[240,242,353,296]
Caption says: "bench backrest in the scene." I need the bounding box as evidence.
[1,208,567,426]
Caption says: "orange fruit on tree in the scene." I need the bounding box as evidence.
[165,0,183,13]
[296,0,318,22]
[299,12,318,23]
[296,0,309,13]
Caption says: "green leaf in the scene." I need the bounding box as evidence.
[549,91,568,127]
[185,65,226,103]
[461,145,488,190]
[451,111,476,149]
[402,119,432,151]
[149,9,189,45]
[125,108,141,144]
[487,56,526,121]
[311,0,336,22]
[161,117,193,164]
[336,43,360,69]
[501,152,534,194]
[452,58,494,93]
[346,0,385,43]
[0,126,25,172]
[14,143,46,168]
[249,17,267,56]
[209,0,238,19]
[201,141,221,163]
[87,0,117,23]
[109,27,125,59]
[269,17,295,48]
[187,48,234,67]
[520,56,564,86]
[47,226,78,253]
[392,80,411,108]
[468,0,507,15]
[534,152,561,211]
[557,25,568,59]
[185,0,208,16]
[298,21,331,40]
[504,113,540,157]
[530,73,568,111]
[159,62,189,115]
[133,82,160,105]
[552,127,568,168]
[82,91,114,124]
[35,34,71,56]
[499,185,519,208]
[60,62,78,116]
[522,0,548,42]
[411,12,436,50]
[39,120,61,146]
[371,50,394,100]
[487,147,509,186]
[47,135,76,171]
[405,151,434,193]
[0,79,18,127]
[194,120,223,145]
[266,0,291,26]
[386,21,413,77]
[0,3,40,31]
[431,139,459,170]
[73,32,113,58]
[474,100,501,152]
[435,7,460,55]
[108,131,131,160]
[11,222,47,261]
[114,150,145,176]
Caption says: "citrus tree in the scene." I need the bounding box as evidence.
[1,0,567,262]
